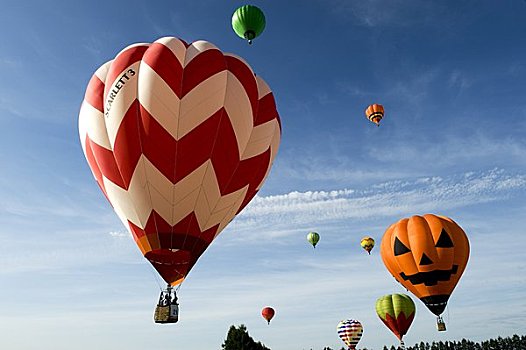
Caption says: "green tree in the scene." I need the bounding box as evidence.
[221,324,270,350]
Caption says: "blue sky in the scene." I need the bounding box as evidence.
[1,0,526,349]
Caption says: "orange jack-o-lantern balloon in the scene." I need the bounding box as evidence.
[380,214,469,316]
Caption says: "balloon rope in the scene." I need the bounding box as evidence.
[147,263,164,291]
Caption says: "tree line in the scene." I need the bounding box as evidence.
[221,325,526,350]
[379,335,526,350]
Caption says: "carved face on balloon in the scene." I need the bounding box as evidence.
[380,214,470,316]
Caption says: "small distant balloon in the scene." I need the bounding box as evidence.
[365,104,384,126]
[261,307,275,324]
[232,5,266,44]
[337,319,363,350]
[307,231,320,248]
[360,236,375,255]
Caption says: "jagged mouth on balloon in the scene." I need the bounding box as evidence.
[399,265,458,286]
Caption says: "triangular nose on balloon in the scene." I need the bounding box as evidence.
[78,36,281,287]
[419,253,433,265]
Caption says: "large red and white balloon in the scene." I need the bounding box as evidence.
[78,37,281,286]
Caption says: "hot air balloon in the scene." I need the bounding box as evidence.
[361,236,375,254]
[380,214,469,331]
[78,37,281,323]
[365,104,384,126]
[337,319,363,350]
[261,307,275,324]
[307,231,320,248]
[375,294,415,346]
[232,5,266,44]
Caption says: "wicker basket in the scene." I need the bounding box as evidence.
[154,306,170,323]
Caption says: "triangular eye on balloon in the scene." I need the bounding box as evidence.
[394,237,411,256]
[435,229,454,248]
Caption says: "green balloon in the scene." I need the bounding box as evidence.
[232,5,266,44]
[375,294,415,342]
[307,232,320,248]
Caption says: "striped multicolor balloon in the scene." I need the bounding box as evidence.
[337,319,363,350]
[78,37,281,287]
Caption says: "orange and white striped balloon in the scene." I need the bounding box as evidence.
[78,37,281,287]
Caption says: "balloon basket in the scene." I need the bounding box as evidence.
[436,316,446,332]
[154,285,179,324]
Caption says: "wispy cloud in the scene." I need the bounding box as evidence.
[0,228,140,275]
[270,155,410,186]
[325,0,446,28]
[0,57,22,68]
[229,169,526,241]
[387,68,440,108]
[270,122,526,191]
[449,69,472,92]
[508,61,525,76]
[2,168,523,277]
[0,96,24,119]
[0,173,113,222]
[335,66,441,103]
[141,4,199,41]
[81,35,105,62]
[367,132,526,167]
[108,230,130,238]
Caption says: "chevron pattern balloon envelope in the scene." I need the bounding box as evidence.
[79,37,281,287]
